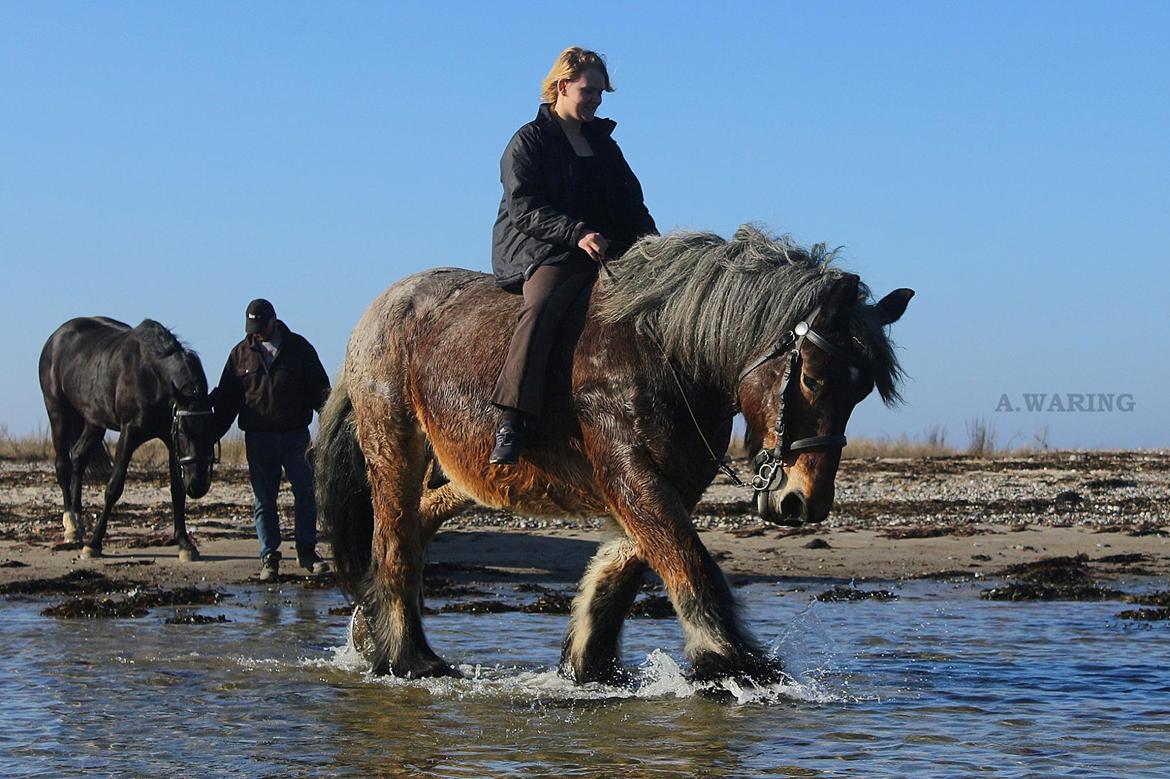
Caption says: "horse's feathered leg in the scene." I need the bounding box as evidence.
[82,426,143,558]
[592,450,781,683]
[561,534,646,684]
[353,401,457,678]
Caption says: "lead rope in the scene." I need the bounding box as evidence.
[600,255,748,488]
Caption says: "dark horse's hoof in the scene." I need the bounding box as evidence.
[688,650,786,687]
[375,656,462,679]
[80,545,103,559]
[178,547,200,562]
[560,659,634,688]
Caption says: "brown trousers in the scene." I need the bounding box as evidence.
[491,259,598,417]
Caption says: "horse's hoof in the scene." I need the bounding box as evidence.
[562,659,633,687]
[62,512,82,542]
[390,655,462,679]
[178,548,200,562]
[689,650,785,686]
[80,546,102,559]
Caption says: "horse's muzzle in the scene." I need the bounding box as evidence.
[756,487,829,527]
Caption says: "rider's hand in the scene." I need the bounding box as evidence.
[577,231,609,262]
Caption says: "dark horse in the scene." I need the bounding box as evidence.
[39,317,217,560]
[317,226,913,683]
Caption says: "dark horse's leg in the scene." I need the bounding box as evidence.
[83,426,141,558]
[593,450,781,683]
[561,534,647,684]
[46,404,84,542]
[354,405,457,678]
[67,423,105,551]
[165,442,200,561]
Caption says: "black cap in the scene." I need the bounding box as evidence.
[245,298,276,335]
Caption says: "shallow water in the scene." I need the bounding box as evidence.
[1,579,1168,778]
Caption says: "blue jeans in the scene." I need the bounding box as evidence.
[245,429,318,560]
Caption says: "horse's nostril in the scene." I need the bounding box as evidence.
[780,492,804,518]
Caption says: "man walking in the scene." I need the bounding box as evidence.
[212,299,331,581]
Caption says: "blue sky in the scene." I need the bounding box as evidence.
[2,2,1167,448]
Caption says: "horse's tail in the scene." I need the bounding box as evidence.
[315,372,373,598]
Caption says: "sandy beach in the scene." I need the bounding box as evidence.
[1,451,1167,590]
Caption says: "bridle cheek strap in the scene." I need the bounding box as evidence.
[747,318,851,493]
[172,407,220,469]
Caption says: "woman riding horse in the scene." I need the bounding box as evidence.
[318,226,912,683]
[489,46,657,464]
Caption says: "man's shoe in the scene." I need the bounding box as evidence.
[297,546,331,575]
[488,420,524,465]
[259,551,281,582]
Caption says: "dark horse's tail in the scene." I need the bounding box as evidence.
[315,373,373,598]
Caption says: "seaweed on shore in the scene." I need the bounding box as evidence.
[1117,607,1170,621]
[627,595,675,618]
[1122,591,1170,607]
[523,592,573,614]
[1,569,143,596]
[981,583,1123,601]
[40,585,230,619]
[165,613,230,625]
[816,585,898,602]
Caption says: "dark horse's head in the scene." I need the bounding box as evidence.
[598,226,912,527]
[739,274,912,525]
[135,321,216,499]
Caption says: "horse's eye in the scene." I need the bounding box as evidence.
[803,375,822,392]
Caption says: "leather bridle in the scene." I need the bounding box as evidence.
[172,406,220,472]
[739,308,862,493]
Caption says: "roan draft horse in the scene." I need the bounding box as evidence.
[39,317,217,560]
[318,226,913,683]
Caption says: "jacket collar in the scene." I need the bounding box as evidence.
[535,103,616,140]
[247,319,290,349]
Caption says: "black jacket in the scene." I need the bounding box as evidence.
[211,321,330,436]
[491,104,657,292]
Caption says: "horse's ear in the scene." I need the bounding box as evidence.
[875,288,914,325]
[813,273,860,330]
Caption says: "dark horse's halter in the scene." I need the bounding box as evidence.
[172,406,220,473]
[738,308,862,492]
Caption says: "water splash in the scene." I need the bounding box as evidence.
[318,644,844,705]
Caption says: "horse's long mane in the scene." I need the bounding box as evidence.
[132,319,207,395]
[596,225,903,404]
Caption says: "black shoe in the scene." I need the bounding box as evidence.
[297,546,331,575]
[489,420,524,465]
[259,551,282,582]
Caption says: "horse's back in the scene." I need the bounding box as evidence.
[39,317,135,416]
[346,267,514,374]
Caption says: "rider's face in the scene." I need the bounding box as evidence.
[557,68,605,122]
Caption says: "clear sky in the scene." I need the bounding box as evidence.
[2,2,1167,449]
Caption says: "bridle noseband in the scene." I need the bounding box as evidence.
[739,311,860,493]
[172,405,220,472]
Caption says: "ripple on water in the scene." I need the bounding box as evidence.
[2,582,1170,778]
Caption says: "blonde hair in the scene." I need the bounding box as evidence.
[540,47,614,105]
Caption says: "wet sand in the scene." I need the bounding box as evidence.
[1,451,1168,588]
